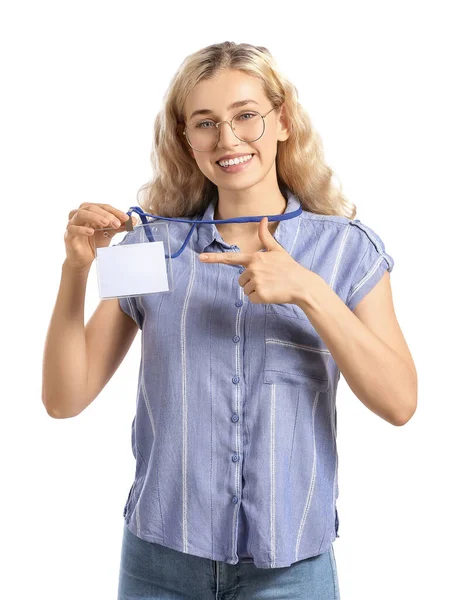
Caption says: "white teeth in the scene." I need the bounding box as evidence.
[218,154,253,167]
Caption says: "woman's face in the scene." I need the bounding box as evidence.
[182,69,289,191]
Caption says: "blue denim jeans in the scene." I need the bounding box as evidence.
[117,521,340,599]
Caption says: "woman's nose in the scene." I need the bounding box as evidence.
[217,121,240,146]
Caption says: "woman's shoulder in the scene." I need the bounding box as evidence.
[299,211,394,270]
[300,211,387,248]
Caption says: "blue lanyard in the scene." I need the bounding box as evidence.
[126,204,303,259]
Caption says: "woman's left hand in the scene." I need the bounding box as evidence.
[199,217,314,305]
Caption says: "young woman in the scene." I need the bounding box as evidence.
[43,41,417,599]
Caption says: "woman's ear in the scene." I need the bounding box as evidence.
[277,102,291,142]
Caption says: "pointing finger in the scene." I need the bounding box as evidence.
[199,252,252,265]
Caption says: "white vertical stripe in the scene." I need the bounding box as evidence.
[295,390,320,561]
[270,383,277,566]
[126,297,137,324]
[348,255,384,303]
[274,211,302,256]
[330,226,351,291]
[139,295,156,437]
[132,295,154,535]
[327,225,352,537]
[288,216,301,255]
[180,248,197,552]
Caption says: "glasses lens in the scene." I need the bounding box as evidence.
[232,111,264,143]
[186,111,264,151]
[186,120,219,152]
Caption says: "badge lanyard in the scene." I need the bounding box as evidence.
[124,203,303,259]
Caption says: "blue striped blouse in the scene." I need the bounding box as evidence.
[117,187,394,569]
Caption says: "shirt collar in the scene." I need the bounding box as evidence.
[194,188,302,255]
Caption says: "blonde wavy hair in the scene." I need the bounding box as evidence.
[136,41,356,220]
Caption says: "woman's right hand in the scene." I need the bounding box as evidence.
[64,203,138,271]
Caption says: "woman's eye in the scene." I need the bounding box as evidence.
[236,112,256,121]
[196,120,215,129]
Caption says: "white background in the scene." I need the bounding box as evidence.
[1,1,458,598]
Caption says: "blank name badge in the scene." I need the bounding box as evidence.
[96,239,169,299]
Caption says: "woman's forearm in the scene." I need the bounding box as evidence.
[42,260,91,418]
[294,273,416,426]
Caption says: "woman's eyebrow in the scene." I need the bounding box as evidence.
[189,99,259,120]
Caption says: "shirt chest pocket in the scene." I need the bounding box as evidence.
[263,304,331,392]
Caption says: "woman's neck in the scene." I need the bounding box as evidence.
[214,187,287,240]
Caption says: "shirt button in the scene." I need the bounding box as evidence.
[232,335,240,343]
[232,376,240,384]
[232,496,239,504]
[239,268,244,274]
[235,300,243,307]
[231,414,239,422]
[232,454,239,462]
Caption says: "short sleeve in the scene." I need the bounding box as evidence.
[346,219,394,312]
[113,230,144,330]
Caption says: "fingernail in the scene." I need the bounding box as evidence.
[112,219,121,227]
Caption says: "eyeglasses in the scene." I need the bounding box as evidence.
[182,105,278,152]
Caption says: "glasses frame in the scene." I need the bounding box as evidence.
[182,105,278,152]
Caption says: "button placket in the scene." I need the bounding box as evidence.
[231,270,244,508]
